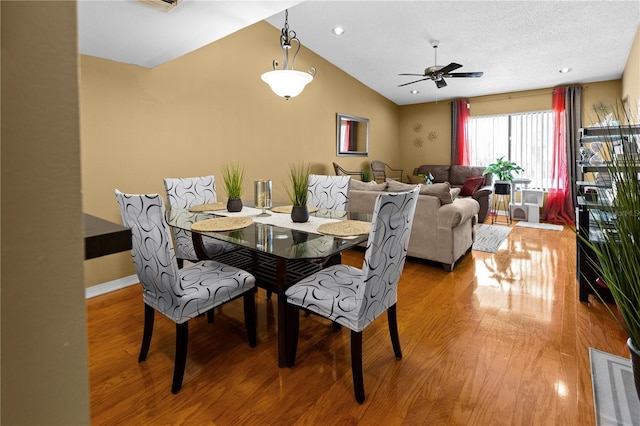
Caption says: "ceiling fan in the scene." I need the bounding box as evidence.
[398,40,483,89]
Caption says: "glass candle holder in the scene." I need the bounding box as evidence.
[254,180,272,217]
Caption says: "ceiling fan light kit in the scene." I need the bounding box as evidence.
[261,9,316,99]
[399,40,483,89]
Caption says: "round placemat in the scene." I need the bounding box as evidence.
[191,217,253,232]
[271,205,319,214]
[188,202,226,213]
[317,220,371,237]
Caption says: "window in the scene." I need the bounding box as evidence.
[469,111,554,189]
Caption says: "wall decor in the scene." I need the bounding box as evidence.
[337,113,369,156]
[427,131,438,143]
[413,138,424,148]
[413,123,423,132]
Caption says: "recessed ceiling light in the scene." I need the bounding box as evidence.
[410,90,419,94]
[559,67,572,73]
[332,26,344,35]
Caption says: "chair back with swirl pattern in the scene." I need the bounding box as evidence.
[307,174,351,211]
[164,175,230,264]
[357,186,419,327]
[115,190,181,310]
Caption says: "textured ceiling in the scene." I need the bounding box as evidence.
[78,0,640,106]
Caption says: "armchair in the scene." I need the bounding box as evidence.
[371,160,403,183]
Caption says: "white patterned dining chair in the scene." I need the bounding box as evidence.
[164,175,236,267]
[307,174,351,211]
[115,189,257,394]
[285,186,420,403]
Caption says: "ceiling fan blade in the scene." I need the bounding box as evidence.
[398,78,430,87]
[437,63,462,75]
[398,73,426,76]
[435,78,448,89]
[444,72,484,78]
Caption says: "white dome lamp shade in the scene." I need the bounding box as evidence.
[261,9,316,100]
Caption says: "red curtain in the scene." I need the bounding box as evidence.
[542,87,575,225]
[453,99,470,165]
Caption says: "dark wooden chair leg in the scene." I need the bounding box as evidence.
[177,258,184,269]
[285,304,300,368]
[387,304,402,359]
[206,309,214,324]
[351,330,365,404]
[332,321,342,331]
[138,304,155,362]
[266,289,272,298]
[171,322,189,394]
[243,292,257,347]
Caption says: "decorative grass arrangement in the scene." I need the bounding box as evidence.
[285,162,310,206]
[221,162,245,199]
[580,101,640,352]
[361,167,372,182]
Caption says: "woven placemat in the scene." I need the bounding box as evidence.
[191,217,253,232]
[188,202,226,213]
[317,220,371,237]
[271,205,319,214]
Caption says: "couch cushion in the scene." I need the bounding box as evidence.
[350,179,387,191]
[418,182,453,204]
[413,165,450,183]
[449,165,488,187]
[386,179,418,192]
[459,176,485,196]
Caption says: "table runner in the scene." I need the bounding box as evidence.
[208,207,346,235]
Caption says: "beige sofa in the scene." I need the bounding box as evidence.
[348,179,479,271]
[410,165,493,223]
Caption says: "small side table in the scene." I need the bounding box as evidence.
[491,181,512,225]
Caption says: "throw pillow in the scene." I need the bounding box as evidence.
[459,176,485,196]
[350,179,387,191]
[418,182,453,204]
[386,179,418,192]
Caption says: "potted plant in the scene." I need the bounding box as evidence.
[361,167,372,183]
[285,162,310,223]
[221,162,245,212]
[579,104,640,400]
[483,156,524,194]
[418,172,434,185]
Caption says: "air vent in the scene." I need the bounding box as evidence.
[138,0,182,11]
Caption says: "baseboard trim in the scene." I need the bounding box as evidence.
[85,275,138,299]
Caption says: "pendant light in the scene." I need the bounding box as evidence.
[261,9,316,100]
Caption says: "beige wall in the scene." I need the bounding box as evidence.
[81,21,400,286]
[1,1,90,424]
[622,24,640,112]
[397,81,622,175]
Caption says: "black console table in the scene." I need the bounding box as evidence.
[84,213,131,260]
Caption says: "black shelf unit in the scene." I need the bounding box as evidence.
[575,125,640,302]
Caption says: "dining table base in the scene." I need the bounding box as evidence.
[199,243,341,367]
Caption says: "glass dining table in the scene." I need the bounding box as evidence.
[166,206,369,367]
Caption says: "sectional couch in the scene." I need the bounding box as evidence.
[410,165,493,223]
[347,179,479,271]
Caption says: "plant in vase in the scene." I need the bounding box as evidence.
[285,162,310,223]
[483,156,524,194]
[361,167,372,183]
[579,102,640,400]
[221,162,245,212]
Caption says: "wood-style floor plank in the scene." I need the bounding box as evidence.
[87,224,630,425]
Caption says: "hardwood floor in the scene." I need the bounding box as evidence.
[87,223,629,425]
